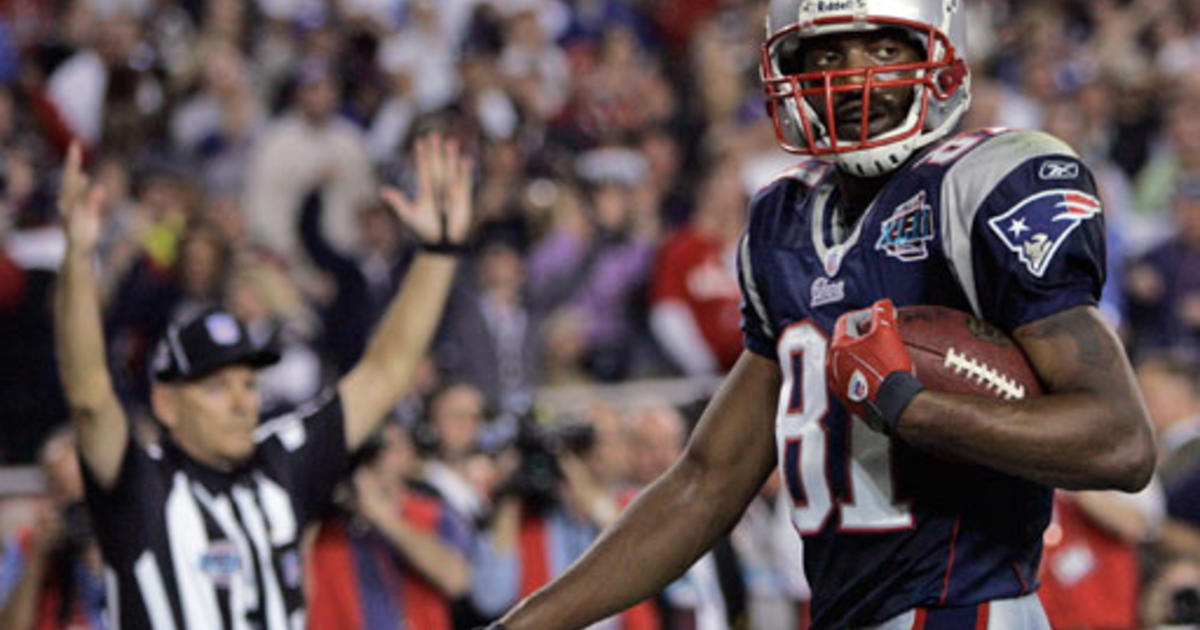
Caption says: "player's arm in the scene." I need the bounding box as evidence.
[834,302,1155,491]
[339,134,472,451]
[498,351,780,630]
[831,140,1155,491]
[52,144,129,491]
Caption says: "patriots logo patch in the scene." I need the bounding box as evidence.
[876,190,935,262]
[987,190,1102,278]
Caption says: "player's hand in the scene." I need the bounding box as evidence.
[827,299,925,434]
[58,143,107,254]
[380,133,473,252]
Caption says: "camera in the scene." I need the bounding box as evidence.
[59,501,94,552]
[503,417,596,513]
[1169,585,1200,625]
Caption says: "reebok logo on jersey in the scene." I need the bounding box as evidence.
[987,190,1102,278]
[1038,161,1080,181]
[876,190,935,263]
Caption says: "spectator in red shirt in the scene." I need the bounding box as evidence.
[650,157,746,374]
[0,427,106,630]
[1038,486,1164,630]
[308,421,472,630]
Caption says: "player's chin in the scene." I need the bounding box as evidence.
[833,117,902,145]
[833,121,866,143]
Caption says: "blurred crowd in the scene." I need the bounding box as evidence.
[2,0,1200,628]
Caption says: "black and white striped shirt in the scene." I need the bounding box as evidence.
[81,389,349,629]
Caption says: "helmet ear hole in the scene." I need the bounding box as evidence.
[935,59,968,95]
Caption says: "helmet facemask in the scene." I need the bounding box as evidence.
[762,16,969,177]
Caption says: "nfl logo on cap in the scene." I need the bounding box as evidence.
[205,313,242,346]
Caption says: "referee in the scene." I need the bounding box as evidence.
[53,135,473,629]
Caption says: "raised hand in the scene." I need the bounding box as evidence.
[380,133,474,250]
[57,143,107,254]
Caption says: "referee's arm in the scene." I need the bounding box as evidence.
[339,134,474,451]
[53,144,129,491]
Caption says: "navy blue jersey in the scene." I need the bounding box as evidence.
[737,129,1106,628]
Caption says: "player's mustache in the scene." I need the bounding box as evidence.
[833,97,894,125]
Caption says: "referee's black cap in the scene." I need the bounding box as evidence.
[151,307,281,383]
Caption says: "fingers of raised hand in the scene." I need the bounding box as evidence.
[450,153,473,204]
[380,185,414,218]
[59,143,88,215]
[85,185,107,216]
[380,183,439,239]
[64,143,83,185]
[415,133,468,200]
[414,135,436,205]
[448,156,474,237]
[429,134,449,189]
[388,132,475,246]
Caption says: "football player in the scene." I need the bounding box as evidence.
[489,1,1156,628]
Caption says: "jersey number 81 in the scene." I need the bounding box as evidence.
[776,322,914,534]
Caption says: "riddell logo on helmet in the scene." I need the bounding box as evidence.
[815,0,854,10]
[802,0,860,12]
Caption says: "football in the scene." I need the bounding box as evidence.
[897,306,1044,401]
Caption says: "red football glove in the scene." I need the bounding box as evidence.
[827,299,925,434]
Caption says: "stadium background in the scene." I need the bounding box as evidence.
[1,0,1200,627]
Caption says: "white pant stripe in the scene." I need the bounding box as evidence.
[862,593,1049,630]
[985,593,1051,630]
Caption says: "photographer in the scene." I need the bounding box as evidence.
[309,421,471,630]
[420,382,492,527]
[0,427,105,630]
[471,408,648,628]
[1038,487,1165,630]
[623,403,740,630]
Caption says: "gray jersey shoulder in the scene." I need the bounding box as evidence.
[936,130,1082,317]
[940,129,1080,220]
